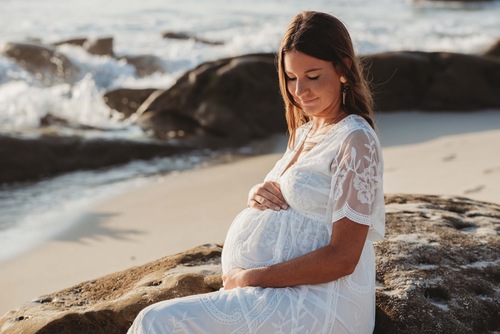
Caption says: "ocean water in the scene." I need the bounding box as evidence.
[0,0,499,262]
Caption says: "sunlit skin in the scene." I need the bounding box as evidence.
[222,51,368,291]
[285,50,345,129]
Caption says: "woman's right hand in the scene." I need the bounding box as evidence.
[247,181,289,211]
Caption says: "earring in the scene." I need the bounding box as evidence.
[342,86,348,106]
[340,76,348,105]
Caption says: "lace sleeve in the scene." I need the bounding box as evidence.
[328,128,385,239]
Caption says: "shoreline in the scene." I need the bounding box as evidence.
[0,153,282,316]
[1,111,500,315]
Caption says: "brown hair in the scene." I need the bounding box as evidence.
[277,11,374,148]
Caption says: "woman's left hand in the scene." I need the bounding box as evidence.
[222,268,249,290]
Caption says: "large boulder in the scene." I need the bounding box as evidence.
[366,51,433,111]
[374,194,499,333]
[134,53,286,147]
[366,51,500,111]
[103,88,158,119]
[1,42,80,85]
[0,135,185,185]
[0,194,498,333]
[106,51,500,148]
[0,244,223,334]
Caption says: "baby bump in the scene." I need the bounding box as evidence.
[221,208,330,274]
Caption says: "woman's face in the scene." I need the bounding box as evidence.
[284,51,343,119]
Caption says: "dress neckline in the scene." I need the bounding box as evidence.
[279,114,356,177]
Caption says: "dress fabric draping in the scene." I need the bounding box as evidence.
[127,114,385,334]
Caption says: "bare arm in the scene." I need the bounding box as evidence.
[223,217,369,289]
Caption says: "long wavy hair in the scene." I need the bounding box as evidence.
[277,11,374,148]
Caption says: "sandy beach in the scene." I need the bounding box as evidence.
[1,111,499,316]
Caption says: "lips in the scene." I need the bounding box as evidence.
[300,97,318,105]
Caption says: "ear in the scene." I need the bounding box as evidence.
[342,57,352,69]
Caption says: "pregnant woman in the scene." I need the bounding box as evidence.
[128,11,385,334]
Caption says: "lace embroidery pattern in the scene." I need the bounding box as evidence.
[341,275,372,296]
[328,123,384,239]
[330,129,382,204]
[167,311,197,333]
[352,136,382,206]
[128,115,382,334]
[331,202,372,227]
[199,293,244,325]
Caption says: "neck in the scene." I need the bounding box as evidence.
[311,110,347,131]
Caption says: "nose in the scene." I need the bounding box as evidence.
[294,79,309,98]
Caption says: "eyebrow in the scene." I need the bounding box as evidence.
[285,68,323,75]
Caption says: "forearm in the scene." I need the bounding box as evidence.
[241,218,369,288]
[242,244,356,288]
[223,218,369,290]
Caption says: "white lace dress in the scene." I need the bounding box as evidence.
[128,114,385,334]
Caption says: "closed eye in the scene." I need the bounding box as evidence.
[286,75,297,81]
[308,75,319,80]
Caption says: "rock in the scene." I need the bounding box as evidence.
[482,39,500,59]
[374,194,500,334]
[119,55,166,77]
[83,37,114,57]
[366,51,433,111]
[52,38,164,75]
[422,52,500,110]
[52,38,87,47]
[162,31,224,46]
[1,42,80,85]
[0,135,185,185]
[113,51,499,149]
[103,88,158,119]
[135,53,286,147]
[365,51,500,111]
[39,113,115,131]
[136,109,206,147]
[0,244,223,334]
[0,195,498,333]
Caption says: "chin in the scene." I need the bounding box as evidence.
[302,108,321,117]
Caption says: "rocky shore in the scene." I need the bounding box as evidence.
[1,38,499,185]
[0,194,498,334]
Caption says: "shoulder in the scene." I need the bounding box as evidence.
[321,115,379,147]
[332,116,382,162]
[340,115,380,145]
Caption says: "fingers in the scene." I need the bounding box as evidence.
[248,199,267,211]
[257,182,288,210]
[248,181,288,211]
[267,182,288,205]
[222,268,245,290]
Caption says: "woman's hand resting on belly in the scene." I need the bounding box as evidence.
[247,181,289,211]
[221,218,369,290]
